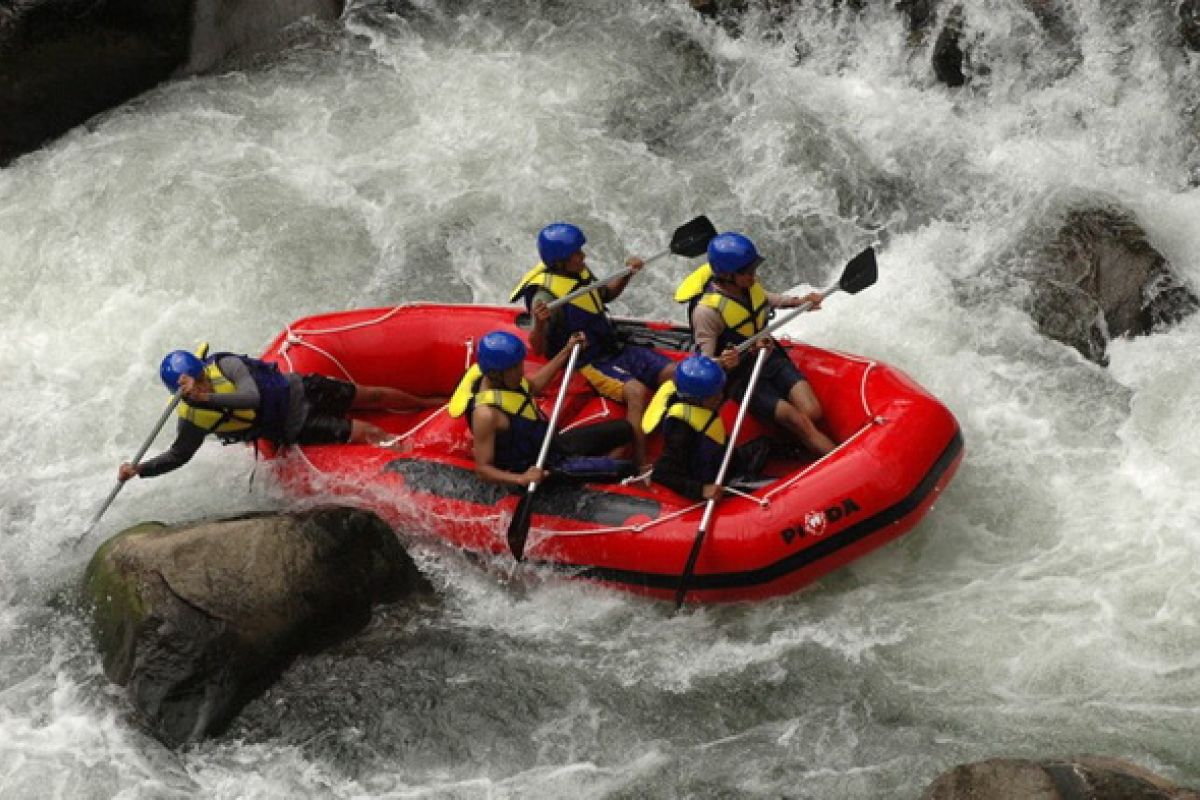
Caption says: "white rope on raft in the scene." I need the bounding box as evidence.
[272,315,886,538]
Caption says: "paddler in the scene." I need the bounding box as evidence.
[448,330,634,489]
[642,354,768,500]
[675,232,835,456]
[118,349,442,481]
[511,222,675,471]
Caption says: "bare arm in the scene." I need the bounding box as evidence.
[528,331,586,395]
[600,256,644,303]
[471,406,545,488]
[528,289,559,357]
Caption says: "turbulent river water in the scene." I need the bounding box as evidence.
[2,1,1199,797]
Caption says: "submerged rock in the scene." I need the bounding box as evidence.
[1027,207,1198,365]
[923,756,1200,799]
[82,507,429,745]
[0,0,344,166]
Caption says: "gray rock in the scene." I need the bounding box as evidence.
[923,756,1200,799]
[932,4,967,87]
[0,0,344,165]
[1183,0,1200,51]
[1028,207,1199,365]
[81,507,429,745]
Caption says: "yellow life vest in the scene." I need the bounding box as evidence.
[675,264,770,338]
[177,362,256,434]
[641,380,726,445]
[448,364,541,421]
[509,262,605,314]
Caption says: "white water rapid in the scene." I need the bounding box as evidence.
[1,1,1198,797]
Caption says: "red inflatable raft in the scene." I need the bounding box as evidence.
[260,303,962,604]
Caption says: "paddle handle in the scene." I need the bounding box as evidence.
[526,342,583,495]
[735,282,840,355]
[545,248,670,311]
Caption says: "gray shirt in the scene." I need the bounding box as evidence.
[692,289,788,357]
[138,356,305,477]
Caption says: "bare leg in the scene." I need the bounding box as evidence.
[787,380,824,422]
[623,379,652,470]
[351,385,444,411]
[773,401,835,456]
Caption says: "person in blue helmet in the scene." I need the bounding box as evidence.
[642,354,768,501]
[510,222,675,471]
[447,330,634,489]
[674,232,836,456]
[118,349,442,481]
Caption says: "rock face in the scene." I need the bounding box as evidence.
[1026,207,1198,365]
[1183,0,1200,51]
[82,507,429,745]
[0,0,344,166]
[923,756,1200,799]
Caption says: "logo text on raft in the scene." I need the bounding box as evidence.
[780,498,861,543]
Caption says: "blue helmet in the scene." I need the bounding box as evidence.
[477,331,527,373]
[708,232,763,275]
[160,350,205,392]
[674,355,725,400]
[537,222,587,264]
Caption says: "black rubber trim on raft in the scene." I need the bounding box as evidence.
[537,428,966,592]
[383,458,662,527]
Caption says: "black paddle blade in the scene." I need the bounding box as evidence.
[507,489,535,561]
[673,527,709,610]
[669,215,718,258]
[838,246,877,295]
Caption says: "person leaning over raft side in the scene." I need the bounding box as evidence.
[675,232,836,457]
[511,222,675,471]
[643,354,766,501]
[448,330,634,489]
[118,349,443,481]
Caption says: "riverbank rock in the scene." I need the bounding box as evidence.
[0,0,344,166]
[1183,0,1200,51]
[81,507,429,746]
[1026,207,1198,365]
[923,756,1200,799]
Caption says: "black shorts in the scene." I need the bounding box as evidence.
[296,375,357,445]
[301,374,357,416]
[726,349,806,423]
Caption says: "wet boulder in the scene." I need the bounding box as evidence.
[82,507,429,746]
[923,756,1200,799]
[932,4,967,87]
[1183,0,1200,51]
[1026,207,1198,365]
[0,0,344,166]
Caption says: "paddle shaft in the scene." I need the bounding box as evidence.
[545,248,670,311]
[79,388,185,542]
[525,341,583,496]
[735,282,840,355]
[674,346,770,609]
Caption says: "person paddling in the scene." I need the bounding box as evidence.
[118,350,441,481]
[511,222,675,470]
[643,355,767,501]
[448,330,634,489]
[675,232,836,456]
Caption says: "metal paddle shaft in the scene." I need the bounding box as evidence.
[546,215,717,311]
[506,341,583,560]
[78,390,185,542]
[735,246,877,355]
[673,346,770,610]
[75,341,212,548]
